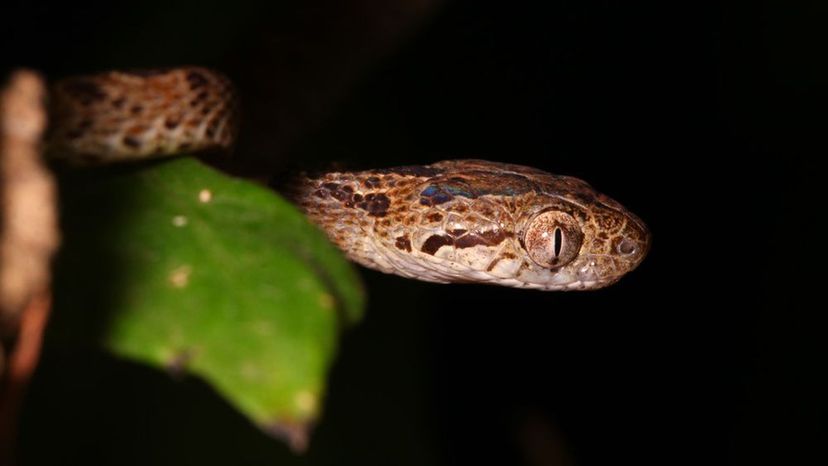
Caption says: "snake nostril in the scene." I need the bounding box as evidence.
[618,238,637,255]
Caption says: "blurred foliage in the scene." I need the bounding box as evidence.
[48,157,364,433]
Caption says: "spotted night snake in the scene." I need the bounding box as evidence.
[46,67,650,291]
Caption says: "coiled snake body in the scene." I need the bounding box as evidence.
[47,67,650,290]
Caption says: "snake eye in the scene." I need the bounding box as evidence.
[523,211,584,269]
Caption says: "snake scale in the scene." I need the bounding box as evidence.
[46,67,650,291]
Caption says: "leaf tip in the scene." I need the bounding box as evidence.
[261,418,315,454]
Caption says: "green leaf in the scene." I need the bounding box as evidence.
[50,157,364,433]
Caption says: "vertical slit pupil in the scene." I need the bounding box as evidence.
[553,227,563,257]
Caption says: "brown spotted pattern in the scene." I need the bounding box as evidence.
[42,68,648,289]
[289,159,650,291]
[48,67,237,163]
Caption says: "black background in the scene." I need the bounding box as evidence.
[2,1,823,465]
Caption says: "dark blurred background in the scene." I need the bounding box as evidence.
[2,1,823,465]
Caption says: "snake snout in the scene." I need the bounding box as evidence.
[618,215,651,272]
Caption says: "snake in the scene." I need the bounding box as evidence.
[45,67,650,291]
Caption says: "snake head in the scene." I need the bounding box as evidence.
[292,159,650,291]
[517,184,651,290]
